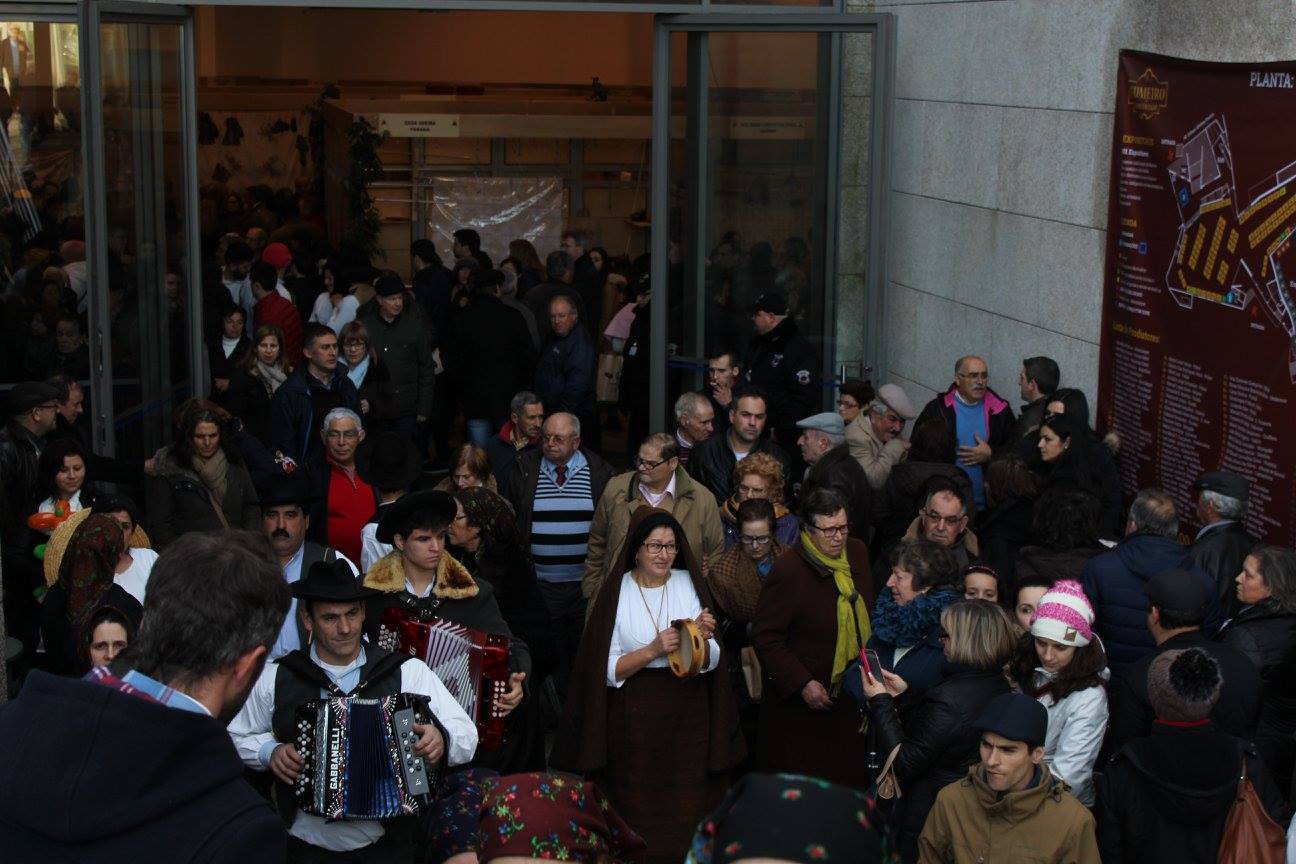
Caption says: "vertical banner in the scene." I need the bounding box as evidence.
[1099,50,1296,546]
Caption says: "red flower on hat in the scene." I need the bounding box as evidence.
[781,789,803,801]
[805,844,827,859]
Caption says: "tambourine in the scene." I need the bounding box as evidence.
[667,618,708,679]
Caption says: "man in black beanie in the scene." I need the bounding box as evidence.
[1097,648,1291,863]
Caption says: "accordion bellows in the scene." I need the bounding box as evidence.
[294,694,435,821]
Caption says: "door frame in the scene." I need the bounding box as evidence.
[648,11,895,432]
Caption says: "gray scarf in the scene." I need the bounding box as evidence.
[257,360,287,396]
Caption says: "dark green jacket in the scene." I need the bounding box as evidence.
[360,305,435,420]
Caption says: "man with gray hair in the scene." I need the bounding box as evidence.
[673,391,715,470]
[798,411,873,540]
[846,382,918,490]
[317,406,376,564]
[1081,488,1221,673]
[1189,470,1259,616]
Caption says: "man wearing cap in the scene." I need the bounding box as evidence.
[1189,469,1259,617]
[846,383,918,491]
[259,474,358,661]
[919,692,1099,864]
[359,274,434,447]
[1097,648,1289,862]
[1106,568,1261,755]
[271,323,360,468]
[356,430,423,573]
[0,381,61,655]
[741,291,821,448]
[229,559,477,862]
[798,411,872,541]
[250,260,304,364]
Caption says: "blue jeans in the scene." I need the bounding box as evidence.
[465,418,493,447]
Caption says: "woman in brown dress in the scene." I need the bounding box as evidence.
[552,506,745,864]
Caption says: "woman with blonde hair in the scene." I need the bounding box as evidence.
[434,443,498,493]
[718,451,799,550]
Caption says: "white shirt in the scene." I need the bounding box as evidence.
[227,647,478,852]
[638,474,676,509]
[359,523,391,574]
[327,295,360,334]
[269,546,358,661]
[220,336,241,359]
[309,291,334,325]
[606,569,720,688]
[113,547,159,605]
[38,490,84,517]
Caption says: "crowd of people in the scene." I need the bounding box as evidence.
[1,211,1295,864]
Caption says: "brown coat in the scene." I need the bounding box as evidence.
[751,537,874,789]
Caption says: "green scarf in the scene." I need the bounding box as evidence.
[799,529,871,695]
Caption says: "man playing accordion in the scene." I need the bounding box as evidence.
[228,559,477,862]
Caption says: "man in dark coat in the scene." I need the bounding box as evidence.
[1106,569,1261,756]
[1011,355,1059,459]
[740,291,820,449]
[0,531,291,863]
[441,269,538,441]
[1080,489,1220,673]
[359,275,435,447]
[796,411,873,542]
[534,293,599,451]
[410,238,452,345]
[690,385,790,504]
[485,390,544,489]
[1188,470,1259,618]
[524,251,589,344]
[270,323,360,467]
[914,355,1016,511]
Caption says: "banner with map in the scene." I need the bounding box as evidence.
[1098,50,1296,546]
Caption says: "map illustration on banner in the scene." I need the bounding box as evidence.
[1099,51,1296,547]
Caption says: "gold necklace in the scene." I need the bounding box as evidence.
[634,570,670,633]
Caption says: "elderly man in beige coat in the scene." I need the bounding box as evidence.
[845,382,918,490]
[582,432,725,609]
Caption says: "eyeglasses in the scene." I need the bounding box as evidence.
[956,371,989,381]
[739,534,772,547]
[541,433,573,443]
[325,429,360,440]
[342,339,367,348]
[836,399,858,409]
[810,523,849,537]
[923,509,966,527]
[635,456,669,470]
[643,541,677,556]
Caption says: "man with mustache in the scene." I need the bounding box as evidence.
[261,474,357,661]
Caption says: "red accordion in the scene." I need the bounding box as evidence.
[378,608,511,750]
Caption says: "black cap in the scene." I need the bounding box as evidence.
[374,274,406,297]
[224,240,255,264]
[750,291,788,316]
[6,381,62,416]
[292,558,373,602]
[1194,470,1249,502]
[973,693,1048,747]
[1145,568,1210,618]
[376,490,457,544]
[356,432,423,492]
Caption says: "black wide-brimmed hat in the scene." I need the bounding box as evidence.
[376,490,457,544]
[292,559,376,603]
[356,431,423,492]
[259,472,319,510]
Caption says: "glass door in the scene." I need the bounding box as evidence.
[81,1,198,459]
[649,12,894,433]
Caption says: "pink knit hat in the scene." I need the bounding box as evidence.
[1030,579,1094,647]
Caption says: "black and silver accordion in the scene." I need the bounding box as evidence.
[292,693,436,821]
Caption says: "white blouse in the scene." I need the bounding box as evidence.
[606,569,720,688]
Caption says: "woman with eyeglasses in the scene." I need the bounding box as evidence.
[751,487,873,790]
[147,399,261,548]
[836,378,874,426]
[338,319,396,428]
[718,450,800,550]
[553,506,743,864]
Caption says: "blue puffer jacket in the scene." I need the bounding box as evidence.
[1081,533,1220,672]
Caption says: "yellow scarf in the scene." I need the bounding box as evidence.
[799,530,871,695]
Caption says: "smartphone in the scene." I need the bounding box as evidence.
[860,648,884,681]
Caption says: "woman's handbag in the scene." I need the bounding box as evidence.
[1217,752,1285,863]
[596,353,623,403]
[874,744,903,801]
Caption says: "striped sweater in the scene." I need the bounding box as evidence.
[530,464,595,583]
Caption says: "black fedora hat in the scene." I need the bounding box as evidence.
[292,559,376,603]
[376,490,457,545]
[356,431,423,492]
[259,472,319,510]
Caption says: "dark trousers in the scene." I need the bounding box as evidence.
[537,579,587,700]
[286,820,413,863]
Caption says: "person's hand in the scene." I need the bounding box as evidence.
[213,377,230,393]
[899,438,912,451]
[143,457,156,476]
[801,679,833,710]
[701,555,710,578]
[652,627,681,659]
[710,381,732,408]
[879,669,909,697]
[494,672,526,716]
[359,398,370,414]
[696,608,717,640]
[417,414,427,424]
[269,742,304,785]
[957,434,992,465]
[412,722,444,763]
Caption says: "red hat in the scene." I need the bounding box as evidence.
[477,773,645,863]
[261,242,292,269]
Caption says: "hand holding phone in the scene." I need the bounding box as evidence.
[860,648,883,681]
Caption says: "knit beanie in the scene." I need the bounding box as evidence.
[1029,579,1094,647]
[1147,647,1222,722]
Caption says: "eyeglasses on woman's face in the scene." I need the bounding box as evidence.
[643,541,677,556]
[739,533,772,547]
[809,522,849,537]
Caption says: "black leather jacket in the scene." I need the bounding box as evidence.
[1189,521,1260,616]
[0,421,42,547]
[689,431,790,505]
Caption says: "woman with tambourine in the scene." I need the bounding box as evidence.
[552,505,746,864]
